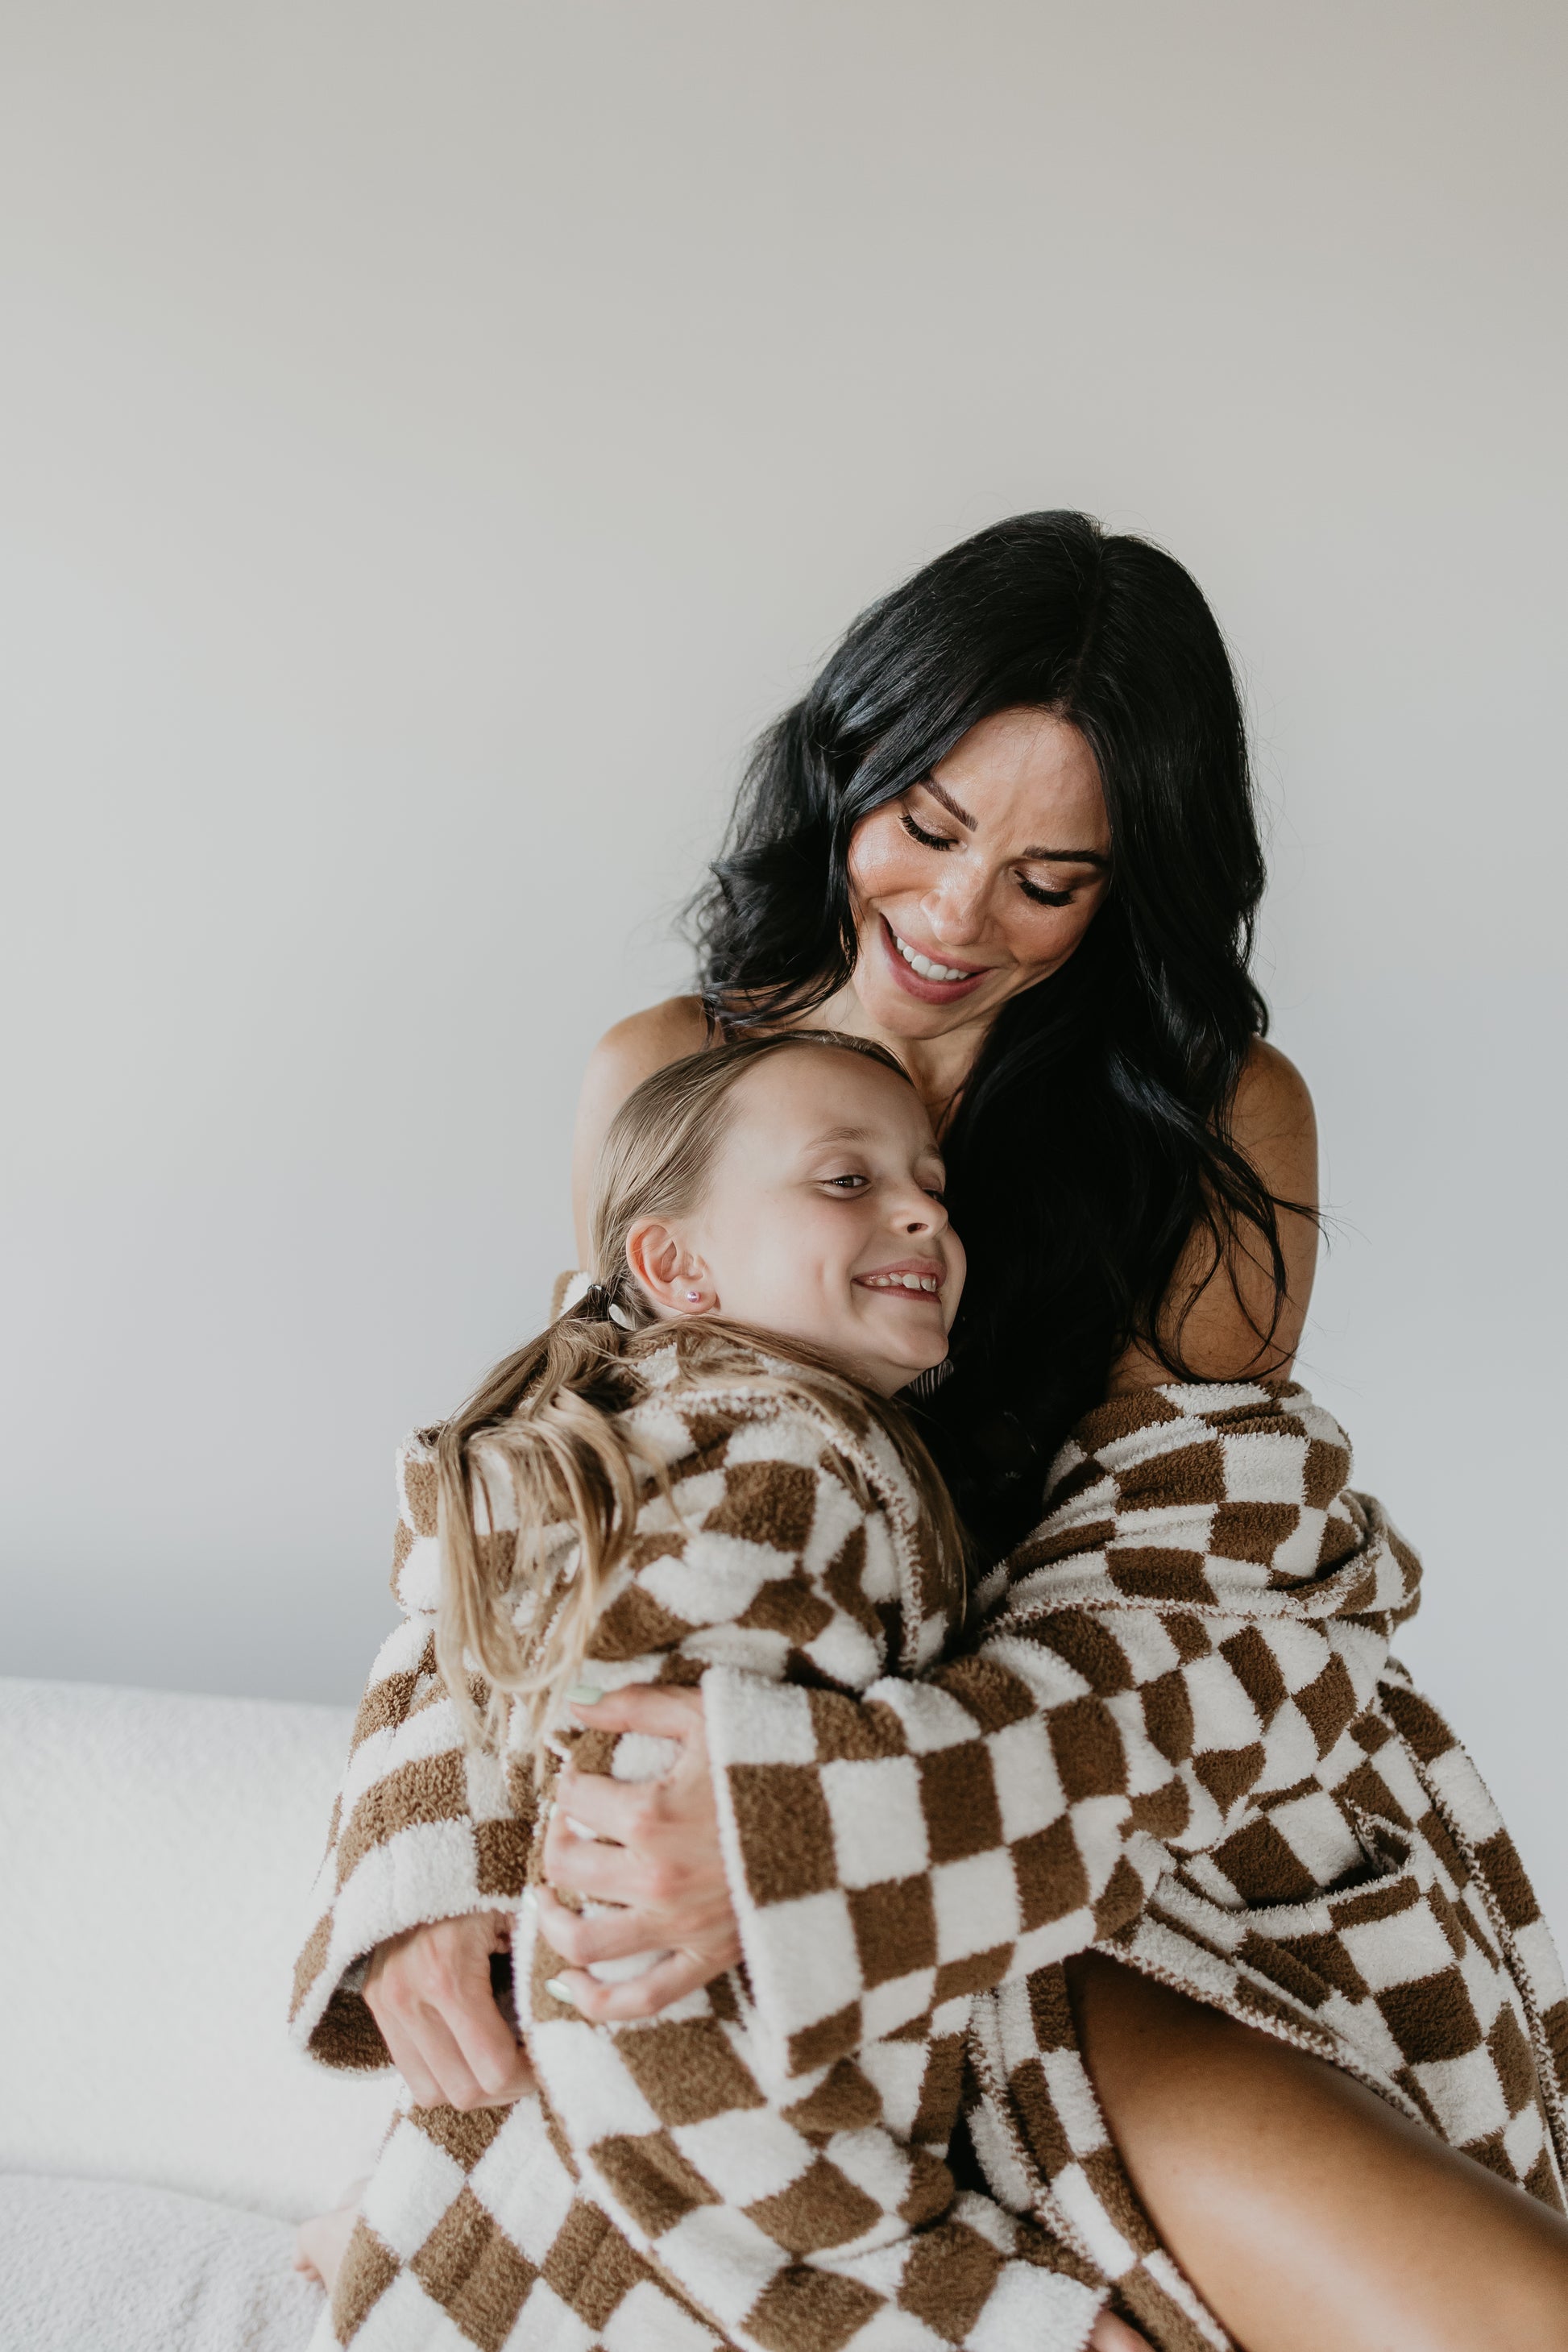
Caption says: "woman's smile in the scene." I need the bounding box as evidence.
[879,915,992,1002]
[845,708,1113,1048]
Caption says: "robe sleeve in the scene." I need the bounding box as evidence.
[703,1379,1393,2079]
[522,1393,1109,2352]
[288,1433,533,2070]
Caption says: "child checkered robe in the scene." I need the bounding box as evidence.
[292,1362,1568,2352]
[292,1342,1118,2352]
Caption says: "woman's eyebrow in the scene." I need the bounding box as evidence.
[1023,844,1110,869]
[918,777,1109,869]
[919,778,977,828]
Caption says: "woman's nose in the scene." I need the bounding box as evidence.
[921,863,989,945]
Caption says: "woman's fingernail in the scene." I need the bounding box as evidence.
[545,1977,576,2006]
[565,1684,604,1706]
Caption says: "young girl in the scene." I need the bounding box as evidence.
[292,1031,1153,2351]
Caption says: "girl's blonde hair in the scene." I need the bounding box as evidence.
[433,1032,967,1755]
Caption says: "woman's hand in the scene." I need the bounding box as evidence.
[537,1684,742,2021]
[363,1911,535,2110]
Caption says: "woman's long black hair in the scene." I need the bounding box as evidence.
[690,512,1284,1549]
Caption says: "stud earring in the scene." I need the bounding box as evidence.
[686,1289,702,1303]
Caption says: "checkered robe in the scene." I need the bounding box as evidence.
[293,1367,1568,2352]
[290,1345,1120,2352]
[703,1379,1568,2348]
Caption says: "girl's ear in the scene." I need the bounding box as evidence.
[624,1220,719,1317]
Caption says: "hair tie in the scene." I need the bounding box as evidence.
[573,1280,635,1331]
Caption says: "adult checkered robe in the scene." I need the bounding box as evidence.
[292,1352,1568,2352]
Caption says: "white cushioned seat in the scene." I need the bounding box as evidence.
[1,1675,397,2349]
[0,2176,322,2352]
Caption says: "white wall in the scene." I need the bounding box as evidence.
[2,2,1564,1937]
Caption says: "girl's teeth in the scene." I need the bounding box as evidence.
[865,1273,940,1292]
[892,930,972,984]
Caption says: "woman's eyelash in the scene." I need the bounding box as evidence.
[902,802,1075,906]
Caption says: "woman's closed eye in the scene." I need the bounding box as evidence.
[900,807,957,852]
[902,801,1079,907]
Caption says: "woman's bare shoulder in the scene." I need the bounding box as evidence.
[571,998,710,1256]
[1232,1039,1317,1206]
[583,996,711,1098]
[1109,1039,1318,1394]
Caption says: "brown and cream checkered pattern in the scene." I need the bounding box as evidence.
[296,1371,1568,2352]
[703,1378,1568,2347]
[295,1345,1121,2350]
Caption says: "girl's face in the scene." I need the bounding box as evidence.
[845,707,1112,1043]
[632,1047,965,1397]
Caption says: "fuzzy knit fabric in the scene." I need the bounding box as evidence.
[291,1344,1125,2351]
[292,1368,1568,2352]
[702,1378,1568,2347]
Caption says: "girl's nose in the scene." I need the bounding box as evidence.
[894,1192,948,1236]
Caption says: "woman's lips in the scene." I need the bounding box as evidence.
[878,915,990,1004]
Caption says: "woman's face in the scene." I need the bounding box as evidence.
[844,707,1112,1041]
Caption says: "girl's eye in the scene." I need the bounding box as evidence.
[822,1174,869,1192]
[1018,875,1073,908]
[900,807,954,852]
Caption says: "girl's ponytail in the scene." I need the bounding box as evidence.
[433,1268,659,1760]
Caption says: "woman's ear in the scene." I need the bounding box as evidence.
[624,1220,719,1317]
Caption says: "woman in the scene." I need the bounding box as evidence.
[351,514,1568,2350]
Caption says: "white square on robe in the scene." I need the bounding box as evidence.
[821,1753,931,1889]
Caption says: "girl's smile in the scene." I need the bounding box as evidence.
[854,1255,946,1294]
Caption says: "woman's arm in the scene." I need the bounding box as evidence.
[545,1043,1324,2031]
[1110,1039,1320,1390]
[525,1405,1138,2352]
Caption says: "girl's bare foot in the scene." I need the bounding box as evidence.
[1090,2313,1152,2350]
[292,2180,369,2295]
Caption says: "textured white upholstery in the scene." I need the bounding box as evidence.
[0,2176,323,2352]
[0,1677,392,2229]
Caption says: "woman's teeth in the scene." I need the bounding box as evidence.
[862,1272,941,1292]
[891,928,974,985]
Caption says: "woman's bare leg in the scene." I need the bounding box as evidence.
[1069,1954,1568,2352]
